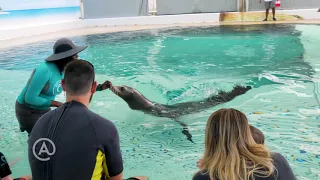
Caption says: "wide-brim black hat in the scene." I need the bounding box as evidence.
[45,38,88,61]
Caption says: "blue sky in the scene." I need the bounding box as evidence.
[0,0,79,10]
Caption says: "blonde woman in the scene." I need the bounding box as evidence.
[194,108,296,180]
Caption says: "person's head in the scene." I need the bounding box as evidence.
[45,38,88,73]
[61,59,97,105]
[250,125,265,145]
[199,108,274,180]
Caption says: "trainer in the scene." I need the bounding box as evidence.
[15,38,111,136]
[27,60,147,180]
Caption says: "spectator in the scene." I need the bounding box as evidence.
[193,108,296,180]
[0,152,32,180]
[261,0,277,21]
[28,60,147,180]
[197,125,265,168]
[249,125,265,145]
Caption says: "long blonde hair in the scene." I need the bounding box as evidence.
[198,108,275,180]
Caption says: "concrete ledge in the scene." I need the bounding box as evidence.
[0,9,319,41]
[0,13,220,41]
[0,21,84,41]
[278,9,320,20]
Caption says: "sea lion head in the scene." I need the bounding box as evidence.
[110,85,153,110]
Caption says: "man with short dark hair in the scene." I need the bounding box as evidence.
[27,60,147,180]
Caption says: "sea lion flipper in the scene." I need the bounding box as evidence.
[172,118,194,143]
[182,128,194,144]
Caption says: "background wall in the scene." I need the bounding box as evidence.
[155,0,319,15]
[156,0,238,15]
[82,0,149,19]
[249,0,320,11]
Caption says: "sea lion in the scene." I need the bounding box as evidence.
[110,84,252,142]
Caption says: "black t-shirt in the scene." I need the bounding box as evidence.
[0,152,12,178]
[193,152,296,180]
[28,100,123,180]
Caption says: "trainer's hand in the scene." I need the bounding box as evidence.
[20,175,33,180]
[99,80,112,91]
[197,159,203,168]
[51,101,63,107]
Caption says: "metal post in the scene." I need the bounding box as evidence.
[79,0,84,19]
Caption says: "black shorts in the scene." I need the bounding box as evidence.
[15,101,51,135]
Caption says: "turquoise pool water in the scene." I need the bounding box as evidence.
[0,24,319,180]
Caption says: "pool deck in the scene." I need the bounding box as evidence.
[0,9,319,49]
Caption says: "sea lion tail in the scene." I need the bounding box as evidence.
[206,85,252,103]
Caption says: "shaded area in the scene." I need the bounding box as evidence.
[156,0,237,15]
[249,0,320,11]
[82,0,148,19]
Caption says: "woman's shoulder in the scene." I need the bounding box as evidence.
[35,61,49,70]
[270,152,291,168]
[192,171,210,180]
[270,152,297,180]
[35,62,56,73]
[270,152,288,163]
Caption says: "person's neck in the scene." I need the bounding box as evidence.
[66,95,90,107]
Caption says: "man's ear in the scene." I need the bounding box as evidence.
[61,79,66,91]
[91,81,97,94]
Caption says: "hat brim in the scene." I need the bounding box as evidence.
[45,45,88,61]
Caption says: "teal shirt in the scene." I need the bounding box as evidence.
[17,62,63,110]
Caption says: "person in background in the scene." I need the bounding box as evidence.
[28,60,148,180]
[193,108,296,180]
[249,125,265,144]
[0,152,32,180]
[15,38,111,136]
[261,0,277,21]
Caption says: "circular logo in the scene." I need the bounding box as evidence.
[0,155,8,167]
[53,81,62,95]
[32,138,56,161]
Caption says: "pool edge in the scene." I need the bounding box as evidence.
[0,9,320,49]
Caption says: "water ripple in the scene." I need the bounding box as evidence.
[1,24,320,179]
